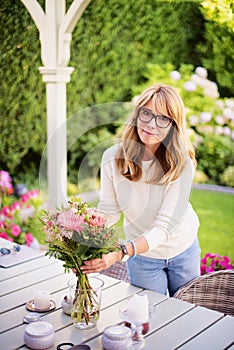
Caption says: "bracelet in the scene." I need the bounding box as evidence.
[127,240,137,259]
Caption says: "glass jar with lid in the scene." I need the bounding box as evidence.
[24,321,55,349]
[102,325,132,350]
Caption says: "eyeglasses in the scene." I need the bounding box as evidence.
[0,245,21,255]
[137,107,172,129]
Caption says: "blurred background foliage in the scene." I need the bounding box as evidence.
[0,0,233,189]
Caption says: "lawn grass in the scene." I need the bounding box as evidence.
[190,188,234,258]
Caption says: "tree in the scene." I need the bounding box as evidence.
[199,0,234,96]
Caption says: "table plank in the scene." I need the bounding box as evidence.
[0,260,65,296]
[144,306,224,349]
[178,315,234,350]
[0,273,73,313]
[0,255,57,281]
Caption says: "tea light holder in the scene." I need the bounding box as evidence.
[34,290,50,310]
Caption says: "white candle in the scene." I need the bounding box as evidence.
[127,294,149,323]
[34,290,50,310]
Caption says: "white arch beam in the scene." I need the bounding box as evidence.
[21,0,92,207]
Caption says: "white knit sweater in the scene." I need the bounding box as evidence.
[98,144,200,259]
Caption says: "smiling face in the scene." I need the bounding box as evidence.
[136,99,173,158]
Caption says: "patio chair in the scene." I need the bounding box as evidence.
[101,261,130,282]
[173,270,234,316]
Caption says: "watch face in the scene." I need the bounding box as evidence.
[120,244,128,256]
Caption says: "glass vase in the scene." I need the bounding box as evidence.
[68,276,104,330]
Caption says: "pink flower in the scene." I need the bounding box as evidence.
[21,193,29,202]
[1,206,11,217]
[0,170,13,192]
[25,233,34,246]
[11,201,21,210]
[57,211,84,233]
[0,232,13,241]
[0,221,5,229]
[10,224,21,237]
[0,232,9,240]
[201,252,234,275]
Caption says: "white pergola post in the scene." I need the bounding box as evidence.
[21,0,91,207]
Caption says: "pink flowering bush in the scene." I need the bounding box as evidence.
[201,253,234,275]
[0,170,13,207]
[0,170,42,247]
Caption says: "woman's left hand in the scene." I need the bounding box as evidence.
[80,250,122,274]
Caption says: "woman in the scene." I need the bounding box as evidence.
[80,83,201,296]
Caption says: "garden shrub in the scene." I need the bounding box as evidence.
[196,134,234,183]
[220,166,234,187]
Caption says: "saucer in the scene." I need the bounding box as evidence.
[26,299,56,312]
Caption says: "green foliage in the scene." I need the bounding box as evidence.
[199,0,234,96]
[196,134,234,182]
[220,166,234,187]
[0,1,46,179]
[68,0,204,110]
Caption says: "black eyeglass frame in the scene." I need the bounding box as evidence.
[137,106,173,129]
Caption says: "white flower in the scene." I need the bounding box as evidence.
[189,115,199,126]
[225,99,234,109]
[223,126,231,136]
[200,112,212,123]
[203,81,219,99]
[191,74,206,88]
[195,66,208,79]
[19,207,35,221]
[216,126,223,135]
[223,108,234,120]
[216,100,225,110]
[184,81,196,92]
[215,115,225,125]
[170,70,181,80]
[231,131,234,141]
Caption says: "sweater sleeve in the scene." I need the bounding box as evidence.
[143,158,196,250]
[97,148,121,227]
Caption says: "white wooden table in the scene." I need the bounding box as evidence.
[0,252,233,350]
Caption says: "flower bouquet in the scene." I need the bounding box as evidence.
[41,197,119,329]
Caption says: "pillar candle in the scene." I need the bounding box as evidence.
[34,290,51,310]
[127,294,149,323]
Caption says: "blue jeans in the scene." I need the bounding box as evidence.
[127,238,201,296]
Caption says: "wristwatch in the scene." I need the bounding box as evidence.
[119,244,130,262]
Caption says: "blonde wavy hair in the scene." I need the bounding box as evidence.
[115,84,196,184]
